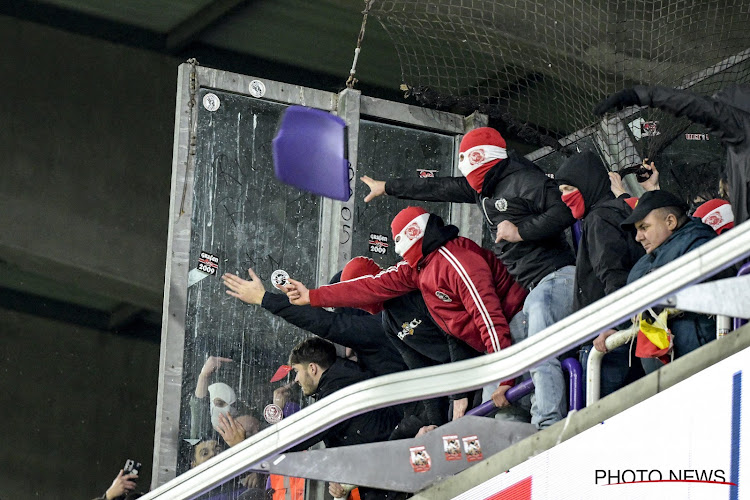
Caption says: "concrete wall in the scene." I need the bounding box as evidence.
[0,15,178,312]
[0,15,176,499]
[0,307,159,499]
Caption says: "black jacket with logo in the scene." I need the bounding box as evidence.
[383,290,481,422]
[385,153,575,288]
[555,152,645,310]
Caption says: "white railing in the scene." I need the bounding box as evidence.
[141,220,750,499]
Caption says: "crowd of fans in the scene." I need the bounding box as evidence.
[113,83,746,500]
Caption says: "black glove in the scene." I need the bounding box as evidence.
[593,88,640,115]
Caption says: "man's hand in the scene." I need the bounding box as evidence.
[273,383,293,408]
[593,329,618,353]
[222,268,266,305]
[495,220,523,243]
[200,356,233,378]
[329,482,356,499]
[239,472,264,489]
[609,172,628,198]
[280,278,311,306]
[491,384,513,408]
[452,397,469,420]
[640,158,660,191]
[360,175,386,203]
[217,413,246,447]
[105,469,138,500]
[415,425,437,437]
[593,88,641,116]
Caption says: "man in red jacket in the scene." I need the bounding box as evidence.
[283,206,528,419]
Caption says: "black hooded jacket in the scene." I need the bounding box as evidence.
[632,84,750,225]
[385,153,575,288]
[261,294,407,377]
[555,152,645,310]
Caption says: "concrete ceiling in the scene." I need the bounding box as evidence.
[2,0,405,96]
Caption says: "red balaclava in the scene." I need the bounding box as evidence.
[458,127,507,192]
[693,199,735,235]
[341,256,385,314]
[391,206,430,267]
[561,190,586,219]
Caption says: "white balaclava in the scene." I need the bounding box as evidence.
[208,382,238,430]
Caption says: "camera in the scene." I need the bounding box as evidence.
[618,164,653,183]
[123,459,142,476]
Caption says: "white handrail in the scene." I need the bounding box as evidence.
[141,221,750,499]
[585,326,638,405]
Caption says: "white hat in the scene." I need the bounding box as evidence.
[208,382,236,406]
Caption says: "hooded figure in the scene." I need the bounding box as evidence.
[555,152,645,311]
[555,152,646,397]
[595,84,750,225]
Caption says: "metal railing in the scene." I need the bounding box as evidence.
[140,220,750,499]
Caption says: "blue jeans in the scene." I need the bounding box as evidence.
[482,312,532,423]
[522,265,575,429]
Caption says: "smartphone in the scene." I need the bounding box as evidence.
[123,459,142,476]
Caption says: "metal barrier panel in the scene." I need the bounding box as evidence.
[153,63,479,491]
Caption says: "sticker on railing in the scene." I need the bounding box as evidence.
[462,435,483,462]
[443,435,462,461]
[409,446,432,473]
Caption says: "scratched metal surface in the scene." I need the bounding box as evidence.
[353,120,454,270]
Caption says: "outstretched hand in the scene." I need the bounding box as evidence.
[280,278,311,306]
[222,268,266,305]
[593,88,640,116]
[360,175,386,202]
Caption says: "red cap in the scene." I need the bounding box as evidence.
[460,127,506,152]
[342,257,382,281]
[270,365,293,383]
[693,199,734,234]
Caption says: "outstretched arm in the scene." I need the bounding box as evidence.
[595,86,743,142]
[283,264,419,309]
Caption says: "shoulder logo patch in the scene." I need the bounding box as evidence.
[495,198,508,212]
[435,290,452,302]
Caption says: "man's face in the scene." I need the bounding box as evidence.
[293,363,318,396]
[193,440,222,467]
[558,184,579,195]
[635,210,675,253]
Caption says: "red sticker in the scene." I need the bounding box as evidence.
[409,445,431,473]
[442,435,462,461]
[462,435,483,462]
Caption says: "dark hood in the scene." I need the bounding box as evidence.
[555,151,613,216]
[713,84,750,115]
[421,213,460,257]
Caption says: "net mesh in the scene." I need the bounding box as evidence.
[370,0,750,167]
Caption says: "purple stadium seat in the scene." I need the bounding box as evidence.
[272,105,349,201]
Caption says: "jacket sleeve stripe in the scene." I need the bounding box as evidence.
[437,247,501,352]
[317,261,411,288]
